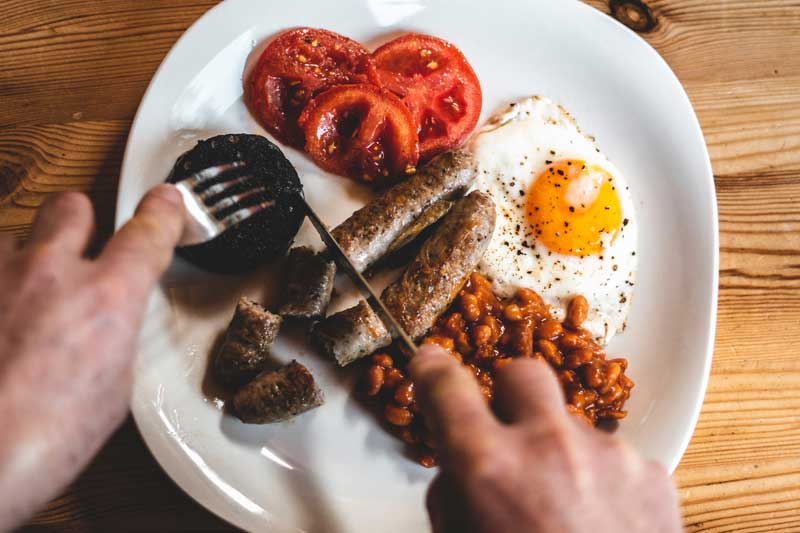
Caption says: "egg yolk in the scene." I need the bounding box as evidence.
[526,160,622,256]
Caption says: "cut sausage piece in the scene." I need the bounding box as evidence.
[312,301,392,367]
[279,246,336,319]
[214,297,282,387]
[383,191,496,338]
[233,360,324,424]
[313,191,496,365]
[331,149,478,272]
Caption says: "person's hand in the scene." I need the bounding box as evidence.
[0,186,184,529]
[409,344,683,533]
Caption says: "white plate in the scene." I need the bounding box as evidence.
[116,1,718,531]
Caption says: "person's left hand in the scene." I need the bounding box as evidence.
[0,185,184,529]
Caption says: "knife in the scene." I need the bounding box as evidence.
[300,196,418,355]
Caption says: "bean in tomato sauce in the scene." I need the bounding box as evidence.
[360,272,634,467]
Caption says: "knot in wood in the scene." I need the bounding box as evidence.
[609,0,658,33]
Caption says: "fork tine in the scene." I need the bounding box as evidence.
[210,187,268,215]
[219,200,275,229]
[198,175,252,200]
[183,161,245,188]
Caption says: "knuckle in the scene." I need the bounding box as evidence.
[465,439,514,486]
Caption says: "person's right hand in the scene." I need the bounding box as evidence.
[409,344,683,533]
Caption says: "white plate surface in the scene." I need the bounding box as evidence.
[116,1,718,531]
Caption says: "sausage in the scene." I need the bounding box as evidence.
[214,297,282,387]
[331,149,478,272]
[279,246,336,319]
[312,191,496,365]
[312,301,392,367]
[382,191,497,338]
[233,360,324,423]
[383,199,454,259]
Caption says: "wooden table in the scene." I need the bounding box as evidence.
[1,1,798,531]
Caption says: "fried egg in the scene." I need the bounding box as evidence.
[468,96,637,344]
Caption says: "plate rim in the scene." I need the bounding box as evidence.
[116,0,719,529]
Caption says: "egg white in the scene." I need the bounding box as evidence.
[468,96,637,344]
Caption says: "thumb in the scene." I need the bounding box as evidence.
[99,184,184,292]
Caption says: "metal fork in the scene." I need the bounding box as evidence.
[174,161,274,246]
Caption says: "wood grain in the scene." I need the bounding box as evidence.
[2,0,799,531]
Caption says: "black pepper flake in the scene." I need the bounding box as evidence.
[517,250,524,256]
[567,161,572,165]
[564,221,569,227]
[623,218,629,226]
[519,190,525,197]
[569,206,575,212]
[550,150,556,155]
[604,205,610,210]
[631,251,636,256]
[554,183,561,188]
[557,169,564,176]
[545,159,552,164]
[515,224,521,232]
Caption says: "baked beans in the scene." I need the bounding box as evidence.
[360,272,635,467]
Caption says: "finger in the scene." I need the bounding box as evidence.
[0,232,16,257]
[493,357,566,425]
[98,184,184,293]
[409,344,500,464]
[27,192,95,254]
[426,474,472,533]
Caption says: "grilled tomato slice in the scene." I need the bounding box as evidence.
[373,33,482,161]
[247,27,378,146]
[298,84,419,184]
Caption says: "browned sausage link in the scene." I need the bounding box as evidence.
[331,150,478,272]
[232,360,324,424]
[381,191,497,339]
[214,297,282,387]
[279,246,336,319]
[312,300,392,367]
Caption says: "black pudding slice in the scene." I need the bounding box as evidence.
[168,134,304,273]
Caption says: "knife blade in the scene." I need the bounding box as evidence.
[300,196,418,355]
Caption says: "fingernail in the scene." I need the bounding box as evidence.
[149,184,182,208]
